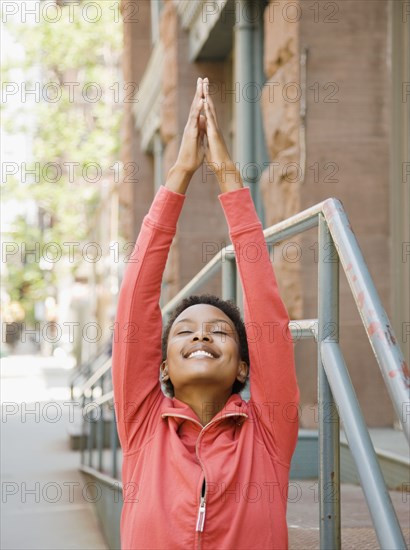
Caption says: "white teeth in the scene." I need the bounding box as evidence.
[187,350,214,359]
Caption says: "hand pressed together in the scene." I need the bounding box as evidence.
[166,77,242,195]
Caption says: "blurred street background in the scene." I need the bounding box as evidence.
[1,0,409,548]
[1,342,108,549]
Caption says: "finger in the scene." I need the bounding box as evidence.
[203,94,218,132]
[203,77,209,100]
[203,78,218,122]
[189,78,203,114]
[189,97,204,128]
[197,76,204,99]
[198,114,207,133]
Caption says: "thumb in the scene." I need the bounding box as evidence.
[198,114,207,134]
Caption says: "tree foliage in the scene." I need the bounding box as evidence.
[2,0,123,324]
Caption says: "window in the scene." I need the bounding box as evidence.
[151,0,164,44]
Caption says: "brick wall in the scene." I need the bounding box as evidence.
[296,0,394,426]
[121,0,397,426]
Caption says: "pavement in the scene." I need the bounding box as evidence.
[287,481,409,549]
[1,350,108,550]
[1,349,409,550]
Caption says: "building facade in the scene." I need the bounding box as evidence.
[119,0,409,427]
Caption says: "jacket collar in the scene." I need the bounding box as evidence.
[161,393,248,428]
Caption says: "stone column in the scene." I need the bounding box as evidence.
[260,0,302,320]
[158,0,181,302]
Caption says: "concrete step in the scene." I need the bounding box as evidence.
[287,481,410,549]
[291,429,409,491]
[289,527,407,549]
[340,428,409,491]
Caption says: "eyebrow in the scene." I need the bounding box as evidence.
[174,318,234,329]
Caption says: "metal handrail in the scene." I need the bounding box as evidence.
[77,196,409,549]
[69,341,112,399]
[161,198,409,441]
[321,341,406,549]
[79,357,112,395]
[162,200,324,317]
[322,200,409,442]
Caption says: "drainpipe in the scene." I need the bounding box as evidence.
[253,0,268,228]
[234,0,266,225]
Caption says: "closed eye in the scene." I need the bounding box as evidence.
[177,330,192,335]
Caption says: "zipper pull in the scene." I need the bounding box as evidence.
[195,497,206,532]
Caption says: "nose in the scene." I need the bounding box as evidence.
[192,329,213,342]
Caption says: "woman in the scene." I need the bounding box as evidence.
[112,77,300,549]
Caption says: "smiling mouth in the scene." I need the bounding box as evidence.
[186,350,216,359]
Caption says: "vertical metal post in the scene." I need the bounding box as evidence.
[111,408,118,479]
[97,376,104,472]
[88,391,96,468]
[97,407,104,472]
[321,341,407,549]
[318,215,341,549]
[222,253,237,302]
[80,394,86,465]
[234,0,264,220]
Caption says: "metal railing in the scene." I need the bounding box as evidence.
[69,341,112,400]
[77,197,409,549]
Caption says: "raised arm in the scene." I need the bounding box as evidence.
[203,79,300,465]
[111,78,207,453]
[219,189,299,464]
[111,185,184,453]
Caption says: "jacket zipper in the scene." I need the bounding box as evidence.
[196,497,206,533]
[196,479,206,532]
[196,478,206,550]
[162,411,248,545]
[196,496,206,531]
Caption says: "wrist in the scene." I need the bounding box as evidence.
[165,164,194,194]
[216,162,244,193]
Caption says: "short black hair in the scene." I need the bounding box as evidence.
[161,294,249,397]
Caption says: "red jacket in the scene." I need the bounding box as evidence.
[112,185,300,550]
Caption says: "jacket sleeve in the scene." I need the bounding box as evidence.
[219,187,300,465]
[111,185,185,454]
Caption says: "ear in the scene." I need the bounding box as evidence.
[160,360,170,382]
[236,360,249,384]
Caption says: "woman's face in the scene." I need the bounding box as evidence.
[163,304,248,395]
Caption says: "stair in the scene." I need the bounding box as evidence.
[287,481,410,549]
[67,402,115,451]
[340,428,409,491]
[290,428,409,491]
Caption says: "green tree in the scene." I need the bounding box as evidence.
[1,0,123,325]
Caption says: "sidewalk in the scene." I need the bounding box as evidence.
[1,352,108,550]
[287,481,409,549]
[288,428,409,548]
